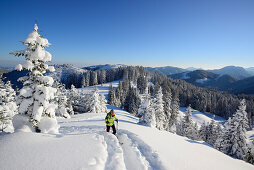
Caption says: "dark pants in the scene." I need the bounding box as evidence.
[106,124,116,135]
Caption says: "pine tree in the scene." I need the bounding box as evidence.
[55,82,72,118]
[215,117,234,154]
[88,86,103,113]
[99,94,107,113]
[0,81,18,132]
[182,105,196,139]
[206,116,218,146]
[229,99,249,159]
[199,122,208,141]
[244,139,254,165]
[153,87,166,130]
[10,21,58,132]
[170,92,180,133]
[163,89,172,131]
[138,87,149,118]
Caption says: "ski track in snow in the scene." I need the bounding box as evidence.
[58,113,164,170]
[118,130,166,170]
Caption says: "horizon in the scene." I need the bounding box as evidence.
[0,58,253,71]
[1,0,254,69]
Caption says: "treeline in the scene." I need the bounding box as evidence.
[61,67,126,89]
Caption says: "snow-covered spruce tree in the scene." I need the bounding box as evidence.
[145,98,156,128]
[138,87,149,119]
[87,86,103,113]
[115,82,123,107]
[215,117,234,154]
[169,92,180,133]
[206,116,218,146]
[153,87,166,130]
[55,82,71,118]
[0,81,18,132]
[199,122,208,141]
[68,84,81,113]
[182,105,196,140]
[163,89,172,131]
[99,93,107,113]
[245,139,254,164]
[10,21,59,133]
[229,99,249,159]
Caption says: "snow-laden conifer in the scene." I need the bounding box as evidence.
[138,87,149,119]
[55,82,71,118]
[10,21,58,133]
[0,81,18,132]
[206,116,218,146]
[153,87,166,130]
[99,93,107,113]
[199,122,208,141]
[215,117,234,154]
[169,92,180,133]
[182,105,196,139]
[163,89,172,131]
[88,86,106,113]
[229,99,249,159]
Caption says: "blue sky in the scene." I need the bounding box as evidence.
[0,0,254,69]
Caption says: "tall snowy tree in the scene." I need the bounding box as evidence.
[245,139,254,165]
[138,87,149,118]
[215,117,234,154]
[163,89,172,131]
[199,122,208,141]
[153,87,166,130]
[87,86,106,113]
[55,82,72,118]
[206,116,218,146]
[182,105,196,140]
[169,92,180,133]
[229,99,249,159]
[10,21,58,133]
[0,81,18,132]
[99,94,107,113]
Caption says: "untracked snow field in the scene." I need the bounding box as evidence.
[0,82,253,170]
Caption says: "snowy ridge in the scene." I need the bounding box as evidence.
[47,64,86,82]
[83,64,126,71]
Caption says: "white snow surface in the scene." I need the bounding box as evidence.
[0,82,253,170]
[179,107,226,127]
[195,78,209,84]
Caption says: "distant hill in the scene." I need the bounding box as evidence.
[0,68,11,75]
[228,76,254,95]
[83,64,126,71]
[145,66,187,75]
[169,70,238,91]
[2,64,86,89]
[208,66,251,79]
[246,67,254,76]
[2,70,29,89]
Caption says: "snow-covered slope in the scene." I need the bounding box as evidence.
[48,64,86,82]
[0,82,253,170]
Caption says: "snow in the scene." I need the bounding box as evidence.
[0,81,253,170]
[195,78,209,84]
[15,64,22,71]
[179,107,226,127]
[38,117,59,134]
[181,72,190,79]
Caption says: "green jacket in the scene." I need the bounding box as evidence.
[105,113,118,126]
